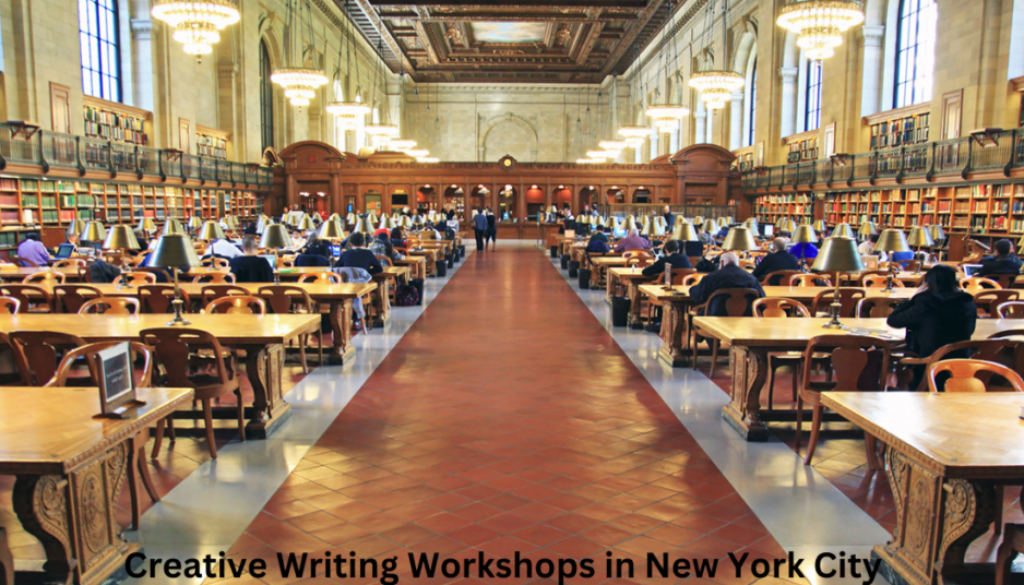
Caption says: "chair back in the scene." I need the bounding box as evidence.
[114,271,157,286]
[856,270,891,286]
[139,328,233,389]
[752,298,810,318]
[139,285,188,314]
[45,341,153,388]
[789,273,831,287]
[257,285,314,314]
[700,288,762,317]
[0,285,51,313]
[812,288,867,317]
[622,250,652,267]
[681,273,705,287]
[77,266,93,283]
[988,274,1018,289]
[201,257,230,269]
[53,285,101,313]
[856,297,903,318]
[878,262,904,273]
[53,259,86,269]
[375,255,393,267]
[896,259,920,272]
[660,268,696,286]
[200,285,249,306]
[298,272,341,285]
[22,272,64,285]
[205,296,267,314]
[762,270,800,286]
[0,297,19,314]
[11,256,39,268]
[862,274,903,288]
[996,301,1024,319]
[926,359,1024,393]
[803,335,891,393]
[8,331,88,385]
[79,297,141,315]
[192,272,236,284]
[974,289,1020,317]
[960,276,1000,295]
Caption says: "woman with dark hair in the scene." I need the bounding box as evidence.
[887,264,977,387]
[303,234,331,258]
[390,227,407,250]
[369,232,395,261]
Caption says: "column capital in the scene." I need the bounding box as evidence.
[779,66,798,81]
[131,18,153,40]
[731,92,745,101]
[862,25,886,46]
[694,108,707,120]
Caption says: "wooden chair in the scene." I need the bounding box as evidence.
[739,260,757,272]
[622,250,653,267]
[862,274,903,288]
[79,297,141,315]
[53,258,86,268]
[140,328,243,459]
[896,259,921,272]
[996,301,1024,318]
[205,296,266,314]
[789,273,831,287]
[0,527,12,585]
[258,285,322,373]
[200,284,249,306]
[7,331,88,386]
[974,290,1020,318]
[811,288,867,318]
[960,276,1001,295]
[22,271,64,285]
[856,270,892,286]
[0,297,18,314]
[681,273,705,287]
[114,271,157,286]
[11,256,39,267]
[646,268,697,323]
[926,358,1024,394]
[139,285,190,314]
[375,255,393,268]
[752,298,812,411]
[997,525,1024,585]
[987,273,1019,290]
[796,334,891,466]
[761,270,801,286]
[192,272,236,284]
[52,285,100,313]
[298,272,341,285]
[878,262,904,273]
[690,288,761,377]
[898,339,1018,391]
[77,266,92,283]
[856,297,903,318]
[44,340,162,530]
[200,257,230,270]
[0,284,52,313]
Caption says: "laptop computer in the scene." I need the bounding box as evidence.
[763,225,774,237]
[54,243,75,259]
[962,264,984,278]
[259,254,277,270]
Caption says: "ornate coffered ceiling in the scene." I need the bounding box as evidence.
[333,0,677,83]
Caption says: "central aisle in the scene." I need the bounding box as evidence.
[235,245,782,584]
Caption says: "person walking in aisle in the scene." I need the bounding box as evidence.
[486,208,497,251]
[473,209,488,252]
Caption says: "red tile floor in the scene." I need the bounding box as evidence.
[224,248,797,585]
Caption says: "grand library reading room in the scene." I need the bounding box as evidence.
[8,0,1024,584]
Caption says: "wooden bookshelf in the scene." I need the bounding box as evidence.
[754,193,814,225]
[866,105,930,150]
[82,96,150,146]
[785,135,818,163]
[195,125,230,160]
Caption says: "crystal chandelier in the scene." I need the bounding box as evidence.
[365,125,399,149]
[618,126,652,149]
[586,150,611,161]
[327,101,371,129]
[272,1,327,107]
[599,140,627,157]
[390,139,417,151]
[417,157,439,163]
[327,0,369,125]
[405,148,429,158]
[151,0,240,59]
[645,105,691,132]
[777,0,866,61]
[689,71,745,110]
[576,158,605,164]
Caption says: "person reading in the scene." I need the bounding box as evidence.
[688,252,765,315]
[752,238,800,283]
[335,232,382,275]
[976,238,1023,277]
[641,240,692,276]
[230,236,275,283]
[614,228,651,252]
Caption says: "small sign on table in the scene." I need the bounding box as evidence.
[95,342,143,418]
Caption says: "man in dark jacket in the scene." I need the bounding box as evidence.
[752,238,801,283]
[977,238,1023,277]
[473,210,488,252]
[335,232,382,275]
[642,240,692,276]
[688,252,765,316]
[663,206,674,231]
[230,236,275,283]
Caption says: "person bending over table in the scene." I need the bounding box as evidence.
[204,235,242,259]
[335,232,382,275]
[230,236,275,283]
[586,230,611,254]
[614,228,651,253]
[977,238,1023,277]
[16,233,50,266]
[642,240,692,276]
[752,238,801,283]
[688,252,765,316]
[887,264,977,389]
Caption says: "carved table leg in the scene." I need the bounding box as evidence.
[627,282,644,329]
[657,301,689,367]
[244,343,287,437]
[606,271,618,300]
[372,279,391,327]
[721,345,771,441]
[328,298,356,365]
[13,475,75,585]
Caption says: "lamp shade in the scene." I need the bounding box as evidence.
[296,214,316,231]
[67,219,86,237]
[928,224,946,241]
[875,229,911,253]
[858,221,878,239]
[188,216,204,230]
[225,215,240,229]
[813,220,828,232]
[832,223,856,239]
[718,217,729,228]
[907,226,935,247]
[379,216,394,231]
[82,221,107,242]
[721,227,758,251]
[137,217,157,233]
[256,215,271,234]
[146,234,202,269]
[812,237,864,272]
[672,222,699,241]
[319,220,345,239]
[602,216,616,229]
[694,216,704,225]
[623,216,638,232]
[259,224,293,249]
[102,225,141,250]
[198,221,226,240]
[702,220,717,233]
[161,218,185,236]
[792,225,818,244]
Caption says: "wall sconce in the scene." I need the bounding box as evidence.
[830,153,852,167]
[970,128,1002,148]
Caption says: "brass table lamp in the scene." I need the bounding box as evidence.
[103,225,141,289]
[812,236,864,328]
[259,224,293,285]
[198,220,227,241]
[907,226,935,274]
[145,234,201,326]
[792,224,818,269]
[812,220,828,234]
[722,227,758,252]
[82,221,107,245]
[296,214,316,232]
[875,229,910,292]
[138,217,157,236]
[833,223,856,239]
[161,218,185,236]
[187,215,203,235]
[67,219,86,239]
[858,221,878,241]
[702,219,717,234]
[319,219,345,239]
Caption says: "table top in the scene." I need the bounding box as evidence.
[77,281,376,301]
[590,257,630,266]
[0,313,321,344]
[0,267,80,279]
[0,386,193,475]
[639,284,918,303]
[608,267,659,279]
[820,392,1024,478]
[189,266,405,278]
[690,317,1024,347]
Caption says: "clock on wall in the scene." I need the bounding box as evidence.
[498,155,517,171]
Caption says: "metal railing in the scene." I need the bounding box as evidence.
[599,203,738,219]
[741,128,1024,191]
[0,122,272,189]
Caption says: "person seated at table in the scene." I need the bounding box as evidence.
[857,234,888,262]
[715,224,732,239]
[16,233,50,266]
[586,230,610,254]
[696,225,715,246]
[788,239,819,263]
[642,240,692,276]
[90,257,122,283]
[335,232,383,275]
[244,221,258,236]
[390,227,408,250]
[230,236,274,283]
[203,234,242,260]
[296,235,331,267]
[302,234,331,258]
[614,228,652,253]
[369,232,398,261]
[688,252,765,316]
[977,238,1023,276]
[752,238,801,282]
[887,264,977,388]
[776,230,792,245]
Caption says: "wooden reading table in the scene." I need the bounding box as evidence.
[606,267,658,328]
[0,386,192,585]
[821,392,1024,585]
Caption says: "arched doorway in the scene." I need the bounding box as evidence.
[443,185,465,219]
[525,185,545,221]
[552,185,572,212]
[606,187,626,205]
[469,185,490,212]
[498,184,518,222]
[579,186,596,213]
[416,185,436,214]
[632,187,652,204]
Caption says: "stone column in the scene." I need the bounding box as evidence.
[779,66,799,138]
[130,18,154,112]
[860,26,886,117]
[649,122,660,160]
[695,107,707,144]
[729,92,744,150]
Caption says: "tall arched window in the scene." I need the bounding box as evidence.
[894,0,937,108]
[805,59,822,131]
[79,0,122,101]
[746,59,757,147]
[259,41,274,151]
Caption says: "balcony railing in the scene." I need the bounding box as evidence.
[741,128,1024,191]
[0,123,272,189]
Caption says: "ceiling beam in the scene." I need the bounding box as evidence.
[573,8,605,65]
[370,0,647,6]
[343,0,417,74]
[412,7,442,64]
[598,0,666,76]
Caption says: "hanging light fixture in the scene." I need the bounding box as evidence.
[417,156,440,163]
[777,0,865,61]
[364,39,399,150]
[688,0,744,110]
[599,140,627,157]
[645,0,690,132]
[405,148,430,158]
[151,0,240,60]
[390,139,417,151]
[576,158,605,165]
[586,150,610,161]
[618,44,652,149]
[272,0,328,107]
[326,0,370,127]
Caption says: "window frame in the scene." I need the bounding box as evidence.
[894,0,937,109]
[805,59,822,132]
[79,0,122,102]
[746,58,757,148]
[259,40,275,152]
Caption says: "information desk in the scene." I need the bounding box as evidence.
[821,392,1024,585]
[690,317,1024,442]
[0,313,319,438]
[0,386,192,585]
